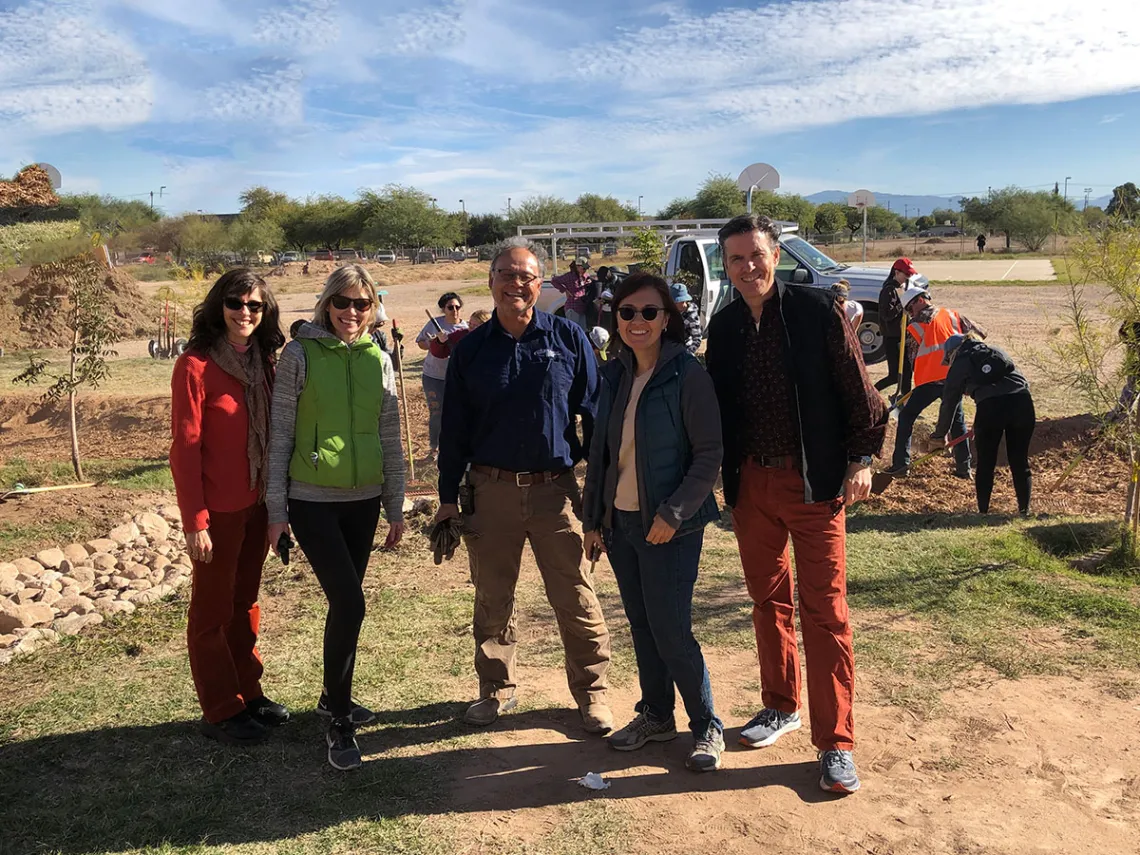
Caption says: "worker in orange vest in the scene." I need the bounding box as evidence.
[882,285,987,479]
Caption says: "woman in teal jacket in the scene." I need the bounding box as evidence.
[267,264,405,771]
[582,272,724,773]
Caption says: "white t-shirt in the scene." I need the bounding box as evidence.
[416,317,467,380]
[845,300,864,327]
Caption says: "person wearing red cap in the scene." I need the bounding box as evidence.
[874,258,918,396]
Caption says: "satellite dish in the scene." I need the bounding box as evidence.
[36,163,62,190]
[847,189,876,208]
[737,163,781,193]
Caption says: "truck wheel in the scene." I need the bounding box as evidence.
[173,339,188,357]
[858,310,886,364]
[148,339,159,358]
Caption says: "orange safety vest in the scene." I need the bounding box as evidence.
[908,307,962,386]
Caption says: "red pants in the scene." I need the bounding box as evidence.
[187,503,268,723]
[731,462,855,751]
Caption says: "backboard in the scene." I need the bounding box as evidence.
[36,162,62,190]
[737,163,781,193]
[847,189,875,209]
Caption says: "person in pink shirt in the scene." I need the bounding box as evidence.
[551,257,594,330]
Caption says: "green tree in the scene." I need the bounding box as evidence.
[657,198,694,219]
[629,227,666,275]
[301,195,362,249]
[691,174,745,218]
[13,254,120,479]
[1107,183,1140,219]
[867,206,901,235]
[58,193,159,237]
[813,202,846,239]
[360,185,450,251]
[510,195,582,226]
[575,193,638,222]
[238,186,295,224]
[1083,206,1108,230]
[180,216,230,260]
[915,215,935,231]
[844,207,864,241]
[228,217,285,261]
[929,207,959,226]
[466,213,510,246]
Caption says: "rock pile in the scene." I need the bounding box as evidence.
[0,507,189,665]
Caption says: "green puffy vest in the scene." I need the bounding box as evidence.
[289,336,386,489]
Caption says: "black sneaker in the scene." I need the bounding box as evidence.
[326,717,362,771]
[316,693,377,726]
[246,695,290,727]
[199,710,269,746]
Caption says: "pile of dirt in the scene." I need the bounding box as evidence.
[1,264,160,349]
[0,166,59,209]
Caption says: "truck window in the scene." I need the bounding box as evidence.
[702,244,725,281]
[679,242,704,280]
[774,250,802,284]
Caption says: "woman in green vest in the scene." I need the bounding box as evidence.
[267,264,406,771]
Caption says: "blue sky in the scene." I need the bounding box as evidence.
[2,0,1139,216]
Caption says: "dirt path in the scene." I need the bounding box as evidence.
[441,653,1138,854]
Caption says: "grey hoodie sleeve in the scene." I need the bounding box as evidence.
[267,341,306,525]
[378,351,406,524]
[657,362,724,528]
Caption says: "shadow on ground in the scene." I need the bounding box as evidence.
[0,704,832,855]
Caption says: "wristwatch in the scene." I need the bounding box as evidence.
[848,455,873,468]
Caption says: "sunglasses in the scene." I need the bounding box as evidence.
[223,297,265,313]
[494,269,540,286]
[617,305,663,322]
[444,303,462,311]
[330,295,373,312]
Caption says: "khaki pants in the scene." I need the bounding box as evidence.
[462,468,611,706]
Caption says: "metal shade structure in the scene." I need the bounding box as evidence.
[847,189,876,262]
[36,162,62,189]
[737,163,781,213]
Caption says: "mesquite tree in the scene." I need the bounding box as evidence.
[13,254,119,480]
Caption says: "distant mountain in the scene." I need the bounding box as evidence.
[806,189,1116,214]
[805,190,966,217]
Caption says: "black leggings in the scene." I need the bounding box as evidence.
[974,392,1036,514]
[875,335,913,394]
[289,496,381,718]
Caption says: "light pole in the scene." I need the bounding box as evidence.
[638,195,643,219]
[459,199,467,246]
[1064,176,1071,203]
[459,199,465,214]
[430,197,437,209]
[1084,187,1093,211]
[507,197,512,217]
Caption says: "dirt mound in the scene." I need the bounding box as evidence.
[923,237,947,244]
[1,263,160,349]
[0,165,59,209]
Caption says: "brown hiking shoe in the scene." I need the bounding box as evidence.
[579,701,614,734]
[463,696,517,726]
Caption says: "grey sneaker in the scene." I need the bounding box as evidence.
[316,693,377,726]
[326,717,361,771]
[739,708,802,748]
[608,711,677,752]
[463,696,517,726]
[686,728,725,772]
[819,749,860,794]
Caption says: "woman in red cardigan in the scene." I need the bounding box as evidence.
[170,269,286,745]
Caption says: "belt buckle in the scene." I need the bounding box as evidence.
[514,471,530,487]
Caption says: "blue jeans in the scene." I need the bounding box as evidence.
[892,380,971,473]
[422,374,446,451]
[606,510,721,738]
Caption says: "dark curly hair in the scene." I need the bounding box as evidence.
[610,272,685,352]
[186,269,284,368]
[438,291,463,310]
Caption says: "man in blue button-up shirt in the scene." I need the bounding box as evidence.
[435,238,613,734]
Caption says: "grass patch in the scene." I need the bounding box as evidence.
[2,354,177,396]
[0,519,92,559]
[0,457,172,490]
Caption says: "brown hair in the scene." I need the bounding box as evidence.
[610,272,684,351]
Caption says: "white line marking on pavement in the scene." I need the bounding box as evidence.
[1001,261,1018,280]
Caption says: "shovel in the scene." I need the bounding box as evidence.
[871,429,975,495]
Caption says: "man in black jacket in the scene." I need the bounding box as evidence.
[705,214,887,795]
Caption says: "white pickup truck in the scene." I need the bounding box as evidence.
[538,230,892,363]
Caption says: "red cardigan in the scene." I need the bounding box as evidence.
[170,352,263,532]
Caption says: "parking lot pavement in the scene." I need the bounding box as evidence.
[862,258,1056,281]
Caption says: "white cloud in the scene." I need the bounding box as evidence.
[1100,113,1125,124]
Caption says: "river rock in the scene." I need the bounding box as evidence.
[136,512,171,543]
[0,562,18,582]
[16,603,54,628]
[37,588,62,608]
[65,566,96,589]
[11,589,36,606]
[109,575,130,590]
[0,600,23,634]
[121,563,150,581]
[128,578,153,591]
[12,557,43,577]
[55,594,95,616]
[62,543,91,564]
[34,547,65,570]
[91,553,117,571]
[86,538,117,554]
[107,522,140,546]
[0,634,17,648]
[0,575,20,597]
[147,554,170,571]
[105,599,136,615]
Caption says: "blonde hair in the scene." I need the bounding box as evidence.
[312,264,379,339]
[469,309,491,328]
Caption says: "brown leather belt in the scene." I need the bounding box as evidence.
[470,464,570,487]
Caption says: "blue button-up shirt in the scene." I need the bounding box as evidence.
[437,309,599,504]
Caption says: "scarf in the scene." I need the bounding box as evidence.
[209,337,271,500]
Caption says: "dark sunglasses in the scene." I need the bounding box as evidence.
[617,305,663,322]
[444,303,462,311]
[223,297,265,313]
[330,295,373,312]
